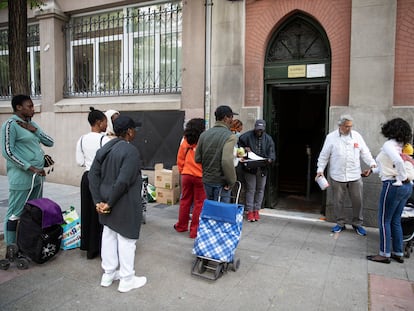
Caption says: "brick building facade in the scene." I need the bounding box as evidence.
[0,0,413,226]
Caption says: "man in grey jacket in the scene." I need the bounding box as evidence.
[195,105,238,202]
[89,116,147,293]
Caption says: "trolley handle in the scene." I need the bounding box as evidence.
[25,173,44,203]
[218,181,242,204]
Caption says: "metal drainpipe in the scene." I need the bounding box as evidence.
[204,0,213,129]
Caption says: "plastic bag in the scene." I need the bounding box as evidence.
[147,183,156,202]
[61,206,81,250]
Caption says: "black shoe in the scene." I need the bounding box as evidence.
[391,254,404,263]
[87,251,99,260]
[366,255,391,264]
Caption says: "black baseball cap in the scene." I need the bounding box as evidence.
[113,116,140,135]
[214,105,239,120]
[254,119,266,131]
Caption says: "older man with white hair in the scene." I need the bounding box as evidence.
[316,115,377,236]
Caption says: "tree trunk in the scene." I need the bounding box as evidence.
[9,0,29,96]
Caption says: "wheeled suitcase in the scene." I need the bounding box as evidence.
[17,198,64,264]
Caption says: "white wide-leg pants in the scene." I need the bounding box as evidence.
[101,225,137,280]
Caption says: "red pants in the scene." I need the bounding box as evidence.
[174,174,206,238]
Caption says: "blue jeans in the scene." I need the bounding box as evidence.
[378,180,412,257]
[203,183,231,203]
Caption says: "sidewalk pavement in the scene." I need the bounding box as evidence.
[0,175,413,310]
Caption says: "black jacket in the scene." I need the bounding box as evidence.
[89,138,142,239]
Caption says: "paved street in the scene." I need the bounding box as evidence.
[0,175,413,310]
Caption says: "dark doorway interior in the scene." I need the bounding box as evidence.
[272,84,327,214]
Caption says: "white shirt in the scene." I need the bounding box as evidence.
[372,139,407,182]
[75,132,110,171]
[317,129,376,182]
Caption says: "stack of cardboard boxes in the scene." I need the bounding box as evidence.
[154,163,180,205]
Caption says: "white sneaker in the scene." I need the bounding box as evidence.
[100,270,120,287]
[118,276,147,293]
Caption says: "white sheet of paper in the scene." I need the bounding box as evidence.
[247,151,265,160]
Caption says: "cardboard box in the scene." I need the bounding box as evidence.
[156,186,180,205]
[154,163,179,189]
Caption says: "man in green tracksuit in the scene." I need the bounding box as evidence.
[1,95,54,248]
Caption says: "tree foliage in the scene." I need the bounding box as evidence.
[0,1,43,10]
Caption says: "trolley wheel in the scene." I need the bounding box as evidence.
[405,244,411,258]
[214,263,224,280]
[231,258,240,272]
[16,257,29,270]
[197,258,207,274]
[6,244,18,262]
[142,211,146,224]
[191,258,206,274]
[0,259,10,270]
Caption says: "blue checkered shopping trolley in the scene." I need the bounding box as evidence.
[191,181,243,280]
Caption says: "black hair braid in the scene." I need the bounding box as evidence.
[87,106,106,126]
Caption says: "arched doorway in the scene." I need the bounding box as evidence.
[263,13,331,214]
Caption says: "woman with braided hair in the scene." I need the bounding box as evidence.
[75,107,108,259]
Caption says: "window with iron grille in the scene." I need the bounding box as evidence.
[0,24,40,100]
[64,2,182,97]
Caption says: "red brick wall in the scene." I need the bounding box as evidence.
[245,0,351,107]
[394,0,414,106]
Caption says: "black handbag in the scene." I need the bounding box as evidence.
[44,154,54,167]
[44,154,55,174]
[241,159,268,169]
[241,159,268,175]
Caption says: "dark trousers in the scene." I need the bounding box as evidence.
[80,171,103,259]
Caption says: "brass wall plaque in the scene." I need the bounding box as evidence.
[288,65,306,78]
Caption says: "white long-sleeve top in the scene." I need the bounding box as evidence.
[75,132,110,171]
[372,139,407,182]
[317,129,376,182]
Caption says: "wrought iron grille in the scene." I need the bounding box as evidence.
[64,2,182,97]
[266,17,330,63]
[0,24,40,100]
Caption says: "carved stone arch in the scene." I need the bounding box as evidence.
[266,12,331,64]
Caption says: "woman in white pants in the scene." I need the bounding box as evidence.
[89,116,146,293]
